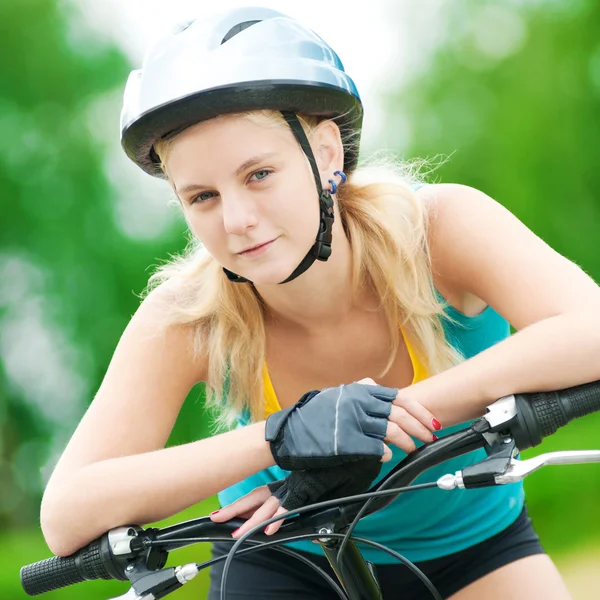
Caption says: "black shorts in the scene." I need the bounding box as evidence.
[208,505,545,599]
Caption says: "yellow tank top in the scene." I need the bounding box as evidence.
[262,329,429,416]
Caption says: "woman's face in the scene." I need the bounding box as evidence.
[164,113,324,285]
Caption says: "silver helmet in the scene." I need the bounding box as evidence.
[120,6,363,178]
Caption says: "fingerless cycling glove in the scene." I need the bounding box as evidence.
[265,383,398,470]
[267,458,382,511]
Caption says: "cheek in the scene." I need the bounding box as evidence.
[185,211,223,252]
[276,182,321,238]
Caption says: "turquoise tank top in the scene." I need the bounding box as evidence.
[217,300,525,563]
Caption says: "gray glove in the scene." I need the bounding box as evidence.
[265,383,397,471]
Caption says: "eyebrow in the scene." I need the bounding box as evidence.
[175,152,278,195]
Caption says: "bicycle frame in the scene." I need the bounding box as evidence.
[311,424,488,599]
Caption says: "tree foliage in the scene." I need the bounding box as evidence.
[0,0,205,536]
[385,0,600,554]
[2,1,599,597]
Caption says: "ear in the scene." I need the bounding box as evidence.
[312,120,344,181]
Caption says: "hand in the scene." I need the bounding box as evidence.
[353,376,442,450]
[210,485,289,539]
[267,457,382,515]
[211,457,382,539]
[357,378,440,457]
[265,380,400,470]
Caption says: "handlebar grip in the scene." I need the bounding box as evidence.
[20,535,126,596]
[512,380,600,450]
[561,382,600,420]
[21,555,89,596]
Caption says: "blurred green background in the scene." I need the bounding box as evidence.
[1,0,599,598]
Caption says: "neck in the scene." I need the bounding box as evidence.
[254,224,375,332]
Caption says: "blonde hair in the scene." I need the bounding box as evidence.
[148,110,463,430]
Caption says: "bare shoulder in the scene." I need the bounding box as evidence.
[121,279,208,384]
[46,279,208,486]
[416,182,600,328]
[416,183,490,316]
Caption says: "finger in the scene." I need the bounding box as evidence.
[264,505,289,535]
[231,495,281,539]
[236,507,271,520]
[361,413,390,438]
[356,377,377,385]
[355,388,396,419]
[211,485,272,522]
[359,384,399,403]
[389,405,436,444]
[394,392,441,432]
[385,421,417,454]
[381,443,393,462]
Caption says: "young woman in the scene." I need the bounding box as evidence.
[40,7,600,599]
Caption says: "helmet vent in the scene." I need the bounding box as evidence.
[221,20,261,44]
[173,19,195,34]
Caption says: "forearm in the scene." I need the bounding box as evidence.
[407,312,600,427]
[42,421,273,556]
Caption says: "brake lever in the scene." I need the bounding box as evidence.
[108,561,200,600]
[438,450,600,489]
[453,433,517,488]
[495,450,600,484]
[108,589,153,600]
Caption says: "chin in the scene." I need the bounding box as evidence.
[230,260,299,286]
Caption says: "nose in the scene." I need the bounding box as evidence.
[221,191,258,235]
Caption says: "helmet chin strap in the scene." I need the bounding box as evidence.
[223,111,334,285]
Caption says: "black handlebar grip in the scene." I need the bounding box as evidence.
[560,381,600,420]
[512,380,600,450]
[21,554,89,596]
[20,534,127,596]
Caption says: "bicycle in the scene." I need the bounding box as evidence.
[20,381,600,600]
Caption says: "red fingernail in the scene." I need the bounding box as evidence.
[232,528,240,537]
[432,419,442,431]
[210,510,220,516]
[432,434,438,441]
[264,526,270,535]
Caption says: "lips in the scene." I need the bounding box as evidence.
[237,239,276,255]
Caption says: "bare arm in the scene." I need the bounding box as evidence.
[44,422,273,557]
[408,183,600,426]
[40,285,275,557]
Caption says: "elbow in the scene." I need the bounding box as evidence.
[40,488,83,557]
[40,502,68,557]
[40,497,71,557]
[40,478,134,558]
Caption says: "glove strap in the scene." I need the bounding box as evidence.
[264,389,321,441]
[265,405,295,442]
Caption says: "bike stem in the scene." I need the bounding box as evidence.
[311,419,491,600]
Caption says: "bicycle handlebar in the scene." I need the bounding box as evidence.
[493,380,600,449]
[20,528,133,595]
[20,379,600,596]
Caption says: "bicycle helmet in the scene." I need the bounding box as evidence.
[119,7,364,284]
[120,6,363,177]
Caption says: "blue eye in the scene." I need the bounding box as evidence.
[251,169,272,181]
[191,191,216,204]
